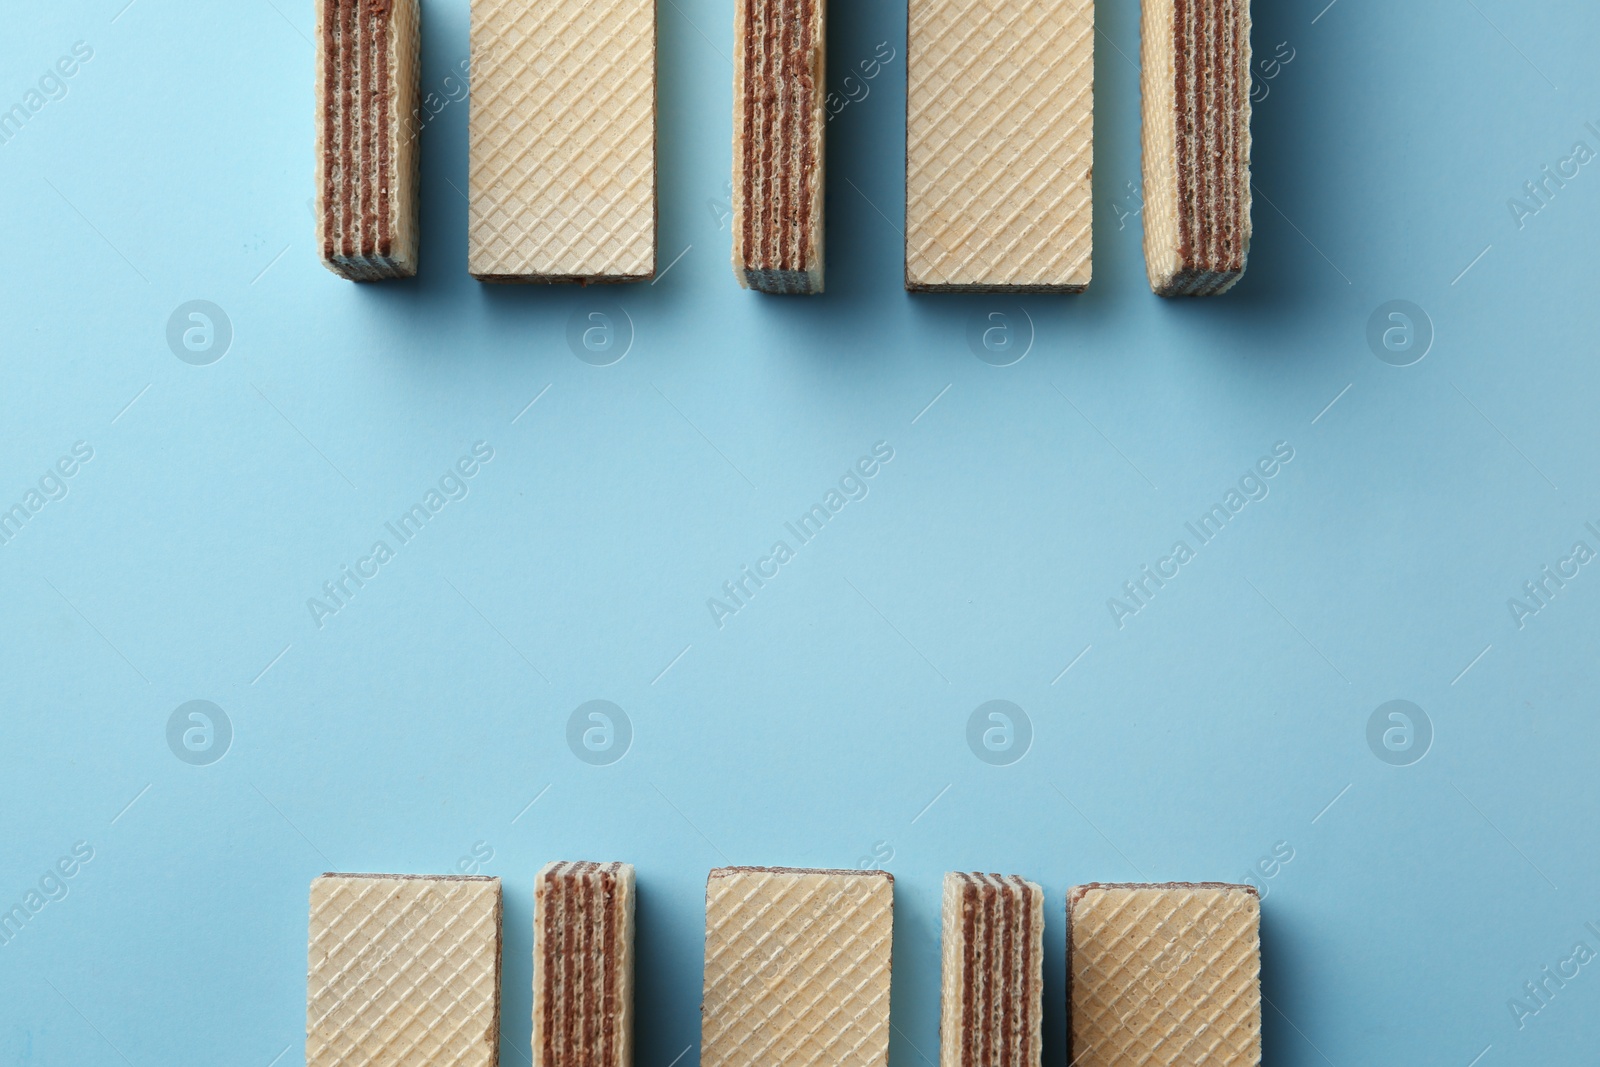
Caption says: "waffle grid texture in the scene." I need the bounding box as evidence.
[467,0,656,282]
[905,0,1093,291]
[1140,0,1252,295]
[939,873,1044,1067]
[1068,883,1261,1067]
[732,0,826,293]
[306,874,503,1067]
[315,0,421,280]
[532,861,635,1067]
[701,867,894,1067]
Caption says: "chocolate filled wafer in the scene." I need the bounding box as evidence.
[532,862,635,1067]
[306,873,502,1067]
[468,0,656,282]
[731,0,826,293]
[940,872,1044,1067]
[905,0,1093,291]
[702,866,893,1067]
[1140,0,1252,295]
[315,0,421,281]
[1068,882,1261,1067]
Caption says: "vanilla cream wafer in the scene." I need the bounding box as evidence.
[468,0,656,282]
[702,866,893,1067]
[306,873,502,1067]
[905,0,1093,291]
[1068,882,1261,1067]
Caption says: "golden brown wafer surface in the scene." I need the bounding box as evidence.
[306,873,502,1067]
[702,866,893,1067]
[468,0,656,283]
[905,0,1093,291]
[1068,882,1261,1067]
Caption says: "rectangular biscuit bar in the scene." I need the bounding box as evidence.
[1067,882,1261,1067]
[905,0,1093,291]
[702,866,893,1067]
[533,862,635,1067]
[316,0,422,280]
[731,0,826,293]
[306,873,502,1067]
[940,873,1044,1067]
[1140,0,1252,295]
[468,0,656,282]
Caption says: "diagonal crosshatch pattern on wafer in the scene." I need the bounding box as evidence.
[701,867,894,1067]
[468,0,656,282]
[1140,0,1253,295]
[1068,883,1261,1067]
[532,861,635,1067]
[306,874,503,1067]
[315,0,421,280]
[905,0,1093,291]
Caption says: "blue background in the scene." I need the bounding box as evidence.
[2,0,1597,1064]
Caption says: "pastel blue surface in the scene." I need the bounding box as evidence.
[2,0,1598,1064]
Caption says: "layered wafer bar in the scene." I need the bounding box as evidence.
[905,0,1093,291]
[306,874,502,1067]
[731,0,826,293]
[702,867,893,1067]
[1068,882,1261,1067]
[468,0,656,282]
[1140,0,1252,295]
[533,862,635,1067]
[940,873,1044,1067]
[315,0,421,281]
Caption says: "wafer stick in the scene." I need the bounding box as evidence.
[315,0,421,280]
[1140,0,1253,294]
[731,0,826,293]
[532,862,635,1067]
[468,0,657,282]
[940,872,1044,1067]
[905,0,1094,291]
[1068,882,1262,1067]
[306,873,502,1067]
[701,866,893,1067]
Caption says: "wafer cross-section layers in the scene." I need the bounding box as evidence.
[1068,882,1261,1067]
[1140,0,1252,295]
[533,862,635,1067]
[940,873,1044,1067]
[306,874,503,1067]
[702,867,894,1067]
[731,0,826,294]
[905,0,1093,291]
[468,0,656,283]
[315,0,422,280]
